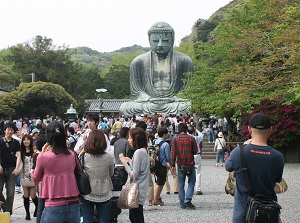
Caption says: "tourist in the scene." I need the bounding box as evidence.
[119,127,150,223]
[31,120,82,223]
[225,113,284,222]
[187,125,204,195]
[80,129,114,223]
[114,127,132,185]
[153,127,170,206]
[170,123,198,209]
[20,134,38,220]
[0,122,22,215]
[214,132,226,167]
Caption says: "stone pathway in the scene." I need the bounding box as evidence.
[9,159,299,222]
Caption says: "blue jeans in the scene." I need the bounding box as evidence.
[41,203,81,223]
[0,167,17,214]
[207,131,211,142]
[177,165,196,205]
[16,175,20,187]
[80,199,111,223]
[216,149,224,163]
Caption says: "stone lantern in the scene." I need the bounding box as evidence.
[64,104,78,122]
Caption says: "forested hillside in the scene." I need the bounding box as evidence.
[70,45,149,69]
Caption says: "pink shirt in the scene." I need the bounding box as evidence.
[31,150,82,207]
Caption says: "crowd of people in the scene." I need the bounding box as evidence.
[0,112,284,223]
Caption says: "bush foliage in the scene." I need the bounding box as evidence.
[242,99,300,148]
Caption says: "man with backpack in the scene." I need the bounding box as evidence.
[153,127,170,206]
[225,113,284,223]
[67,127,78,150]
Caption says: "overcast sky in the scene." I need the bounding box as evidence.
[0,0,232,52]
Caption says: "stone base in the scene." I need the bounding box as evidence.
[277,141,300,163]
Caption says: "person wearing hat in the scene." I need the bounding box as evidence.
[225,113,284,223]
[213,131,226,167]
[31,129,40,143]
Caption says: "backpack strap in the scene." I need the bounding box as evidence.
[158,140,165,147]
[71,135,77,142]
[240,145,252,196]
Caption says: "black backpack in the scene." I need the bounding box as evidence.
[149,140,169,175]
[69,135,78,150]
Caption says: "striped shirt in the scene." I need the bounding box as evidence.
[170,133,198,167]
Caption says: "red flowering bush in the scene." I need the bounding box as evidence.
[242,99,300,148]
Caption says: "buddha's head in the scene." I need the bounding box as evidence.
[148,22,174,58]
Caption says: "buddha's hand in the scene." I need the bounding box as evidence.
[135,92,151,102]
[150,98,174,104]
[173,96,189,102]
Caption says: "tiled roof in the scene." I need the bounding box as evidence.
[85,99,131,112]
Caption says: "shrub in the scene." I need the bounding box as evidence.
[242,99,300,148]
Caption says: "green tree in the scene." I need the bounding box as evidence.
[103,64,130,99]
[0,93,18,116]
[75,63,105,113]
[3,36,85,99]
[0,49,19,90]
[0,81,76,118]
[183,0,300,118]
[100,51,144,78]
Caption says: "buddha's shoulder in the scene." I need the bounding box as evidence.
[173,51,193,62]
[131,51,151,63]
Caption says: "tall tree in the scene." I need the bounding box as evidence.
[0,49,19,90]
[103,64,130,99]
[183,0,300,119]
[4,36,85,99]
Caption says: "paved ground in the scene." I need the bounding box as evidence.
[8,159,300,223]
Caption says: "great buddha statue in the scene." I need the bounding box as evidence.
[119,21,193,115]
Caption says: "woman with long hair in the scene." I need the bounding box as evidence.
[31,120,82,223]
[119,127,150,223]
[80,129,114,223]
[20,134,38,220]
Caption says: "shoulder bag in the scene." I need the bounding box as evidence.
[217,138,227,152]
[74,151,91,196]
[117,172,139,209]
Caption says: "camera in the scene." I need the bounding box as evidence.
[148,145,155,156]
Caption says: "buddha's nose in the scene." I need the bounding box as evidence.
[158,39,163,47]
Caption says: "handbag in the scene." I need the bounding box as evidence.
[74,152,92,195]
[225,172,287,196]
[225,171,236,196]
[0,208,10,223]
[274,178,288,194]
[117,172,139,209]
[111,167,124,191]
[181,165,193,176]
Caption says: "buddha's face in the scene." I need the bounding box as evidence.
[149,32,173,56]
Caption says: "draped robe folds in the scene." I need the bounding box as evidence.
[119,50,193,115]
